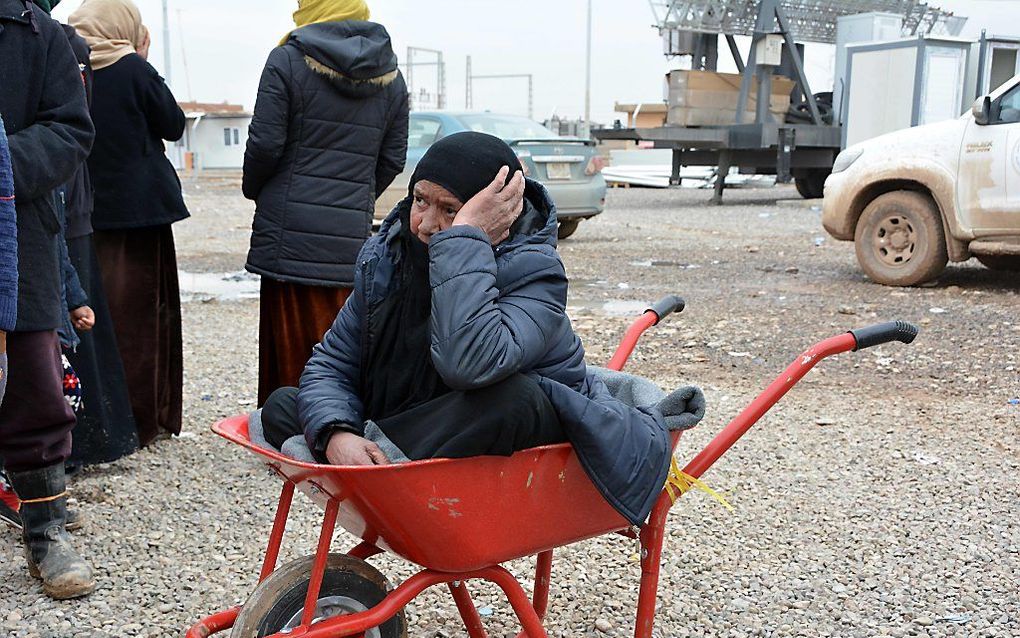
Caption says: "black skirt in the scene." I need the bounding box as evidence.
[66,234,139,465]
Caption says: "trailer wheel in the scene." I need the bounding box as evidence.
[854,190,947,286]
[976,254,1020,271]
[230,553,406,638]
[557,219,581,240]
[794,169,829,199]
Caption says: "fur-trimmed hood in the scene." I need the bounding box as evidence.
[287,20,398,97]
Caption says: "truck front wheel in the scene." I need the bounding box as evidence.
[794,169,829,199]
[854,191,948,286]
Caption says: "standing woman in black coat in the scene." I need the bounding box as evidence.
[69,0,188,446]
[243,0,409,405]
[56,19,140,467]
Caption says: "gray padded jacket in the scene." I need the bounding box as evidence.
[297,181,672,525]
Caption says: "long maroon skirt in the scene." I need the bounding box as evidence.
[258,278,351,406]
[93,225,183,446]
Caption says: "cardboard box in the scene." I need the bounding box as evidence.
[665,70,795,126]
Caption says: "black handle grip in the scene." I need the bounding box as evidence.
[849,321,919,351]
[646,295,686,325]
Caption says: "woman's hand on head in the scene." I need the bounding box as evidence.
[326,430,390,466]
[452,166,525,244]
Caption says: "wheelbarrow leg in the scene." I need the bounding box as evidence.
[483,566,549,638]
[634,496,671,638]
[532,550,553,620]
[513,550,553,638]
[448,581,488,638]
[300,498,341,627]
[259,481,295,582]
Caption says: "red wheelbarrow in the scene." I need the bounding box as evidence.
[186,297,917,638]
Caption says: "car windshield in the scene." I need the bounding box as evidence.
[457,114,558,140]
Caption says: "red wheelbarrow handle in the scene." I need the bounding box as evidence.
[680,320,919,482]
[607,295,685,371]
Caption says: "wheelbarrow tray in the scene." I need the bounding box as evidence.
[216,415,680,573]
[190,316,918,638]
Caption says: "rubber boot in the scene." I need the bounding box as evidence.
[8,464,96,599]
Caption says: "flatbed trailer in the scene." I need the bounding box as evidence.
[595,122,841,203]
[611,0,961,203]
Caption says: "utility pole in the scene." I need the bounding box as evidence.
[404,46,446,111]
[162,0,171,85]
[584,0,592,126]
[465,55,472,109]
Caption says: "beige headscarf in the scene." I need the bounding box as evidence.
[69,0,148,71]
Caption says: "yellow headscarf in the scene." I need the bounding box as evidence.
[280,0,371,45]
[69,0,147,71]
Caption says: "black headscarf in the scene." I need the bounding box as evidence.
[407,131,523,201]
[360,133,529,421]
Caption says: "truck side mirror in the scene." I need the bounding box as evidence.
[972,96,992,125]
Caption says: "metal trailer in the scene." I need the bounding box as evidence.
[595,0,961,203]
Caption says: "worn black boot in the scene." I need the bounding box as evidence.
[8,464,95,599]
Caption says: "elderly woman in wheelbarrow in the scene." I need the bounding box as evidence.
[260,132,701,525]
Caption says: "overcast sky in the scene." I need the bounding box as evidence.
[52,0,1016,125]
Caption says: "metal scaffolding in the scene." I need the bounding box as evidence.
[465,56,534,119]
[649,0,963,47]
[404,47,446,111]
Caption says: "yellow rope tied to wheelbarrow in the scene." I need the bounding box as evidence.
[664,456,734,511]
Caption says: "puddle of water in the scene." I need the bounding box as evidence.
[601,300,649,316]
[629,260,700,269]
[179,271,260,302]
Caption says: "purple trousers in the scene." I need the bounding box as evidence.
[0,330,75,472]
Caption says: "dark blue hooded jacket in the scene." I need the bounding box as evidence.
[297,180,672,525]
[0,119,15,332]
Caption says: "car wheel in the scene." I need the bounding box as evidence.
[794,169,829,199]
[230,554,406,638]
[854,191,948,286]
[975,254,1020,271]
[557,219,581,240]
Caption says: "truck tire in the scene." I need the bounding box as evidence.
[854,190,948,286]
[794,169,829,199]
[975,254,1020,271]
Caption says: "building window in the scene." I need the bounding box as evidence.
[233,128,240,145]
[223,128,231,146]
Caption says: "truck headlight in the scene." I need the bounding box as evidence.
[831,147,863,174]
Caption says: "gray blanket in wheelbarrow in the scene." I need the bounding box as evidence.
[249,367,704,525]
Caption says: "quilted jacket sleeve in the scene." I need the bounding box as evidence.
[0,121,16,332]
[374,75,409,197]
[428,225,569,390]
[242,47,291,201]
[297,254,367,451]
[138,59,185,142]
[7,23,93,202]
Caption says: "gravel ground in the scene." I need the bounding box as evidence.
[2,177,1017,638]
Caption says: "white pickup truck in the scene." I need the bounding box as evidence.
[822,74,1020,286]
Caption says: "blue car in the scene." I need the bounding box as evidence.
[376,112,607,239]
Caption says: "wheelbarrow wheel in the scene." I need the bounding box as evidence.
[230,553,407,638]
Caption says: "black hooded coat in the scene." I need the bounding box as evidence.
[0,0,94,331]
[243,20,409,288]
